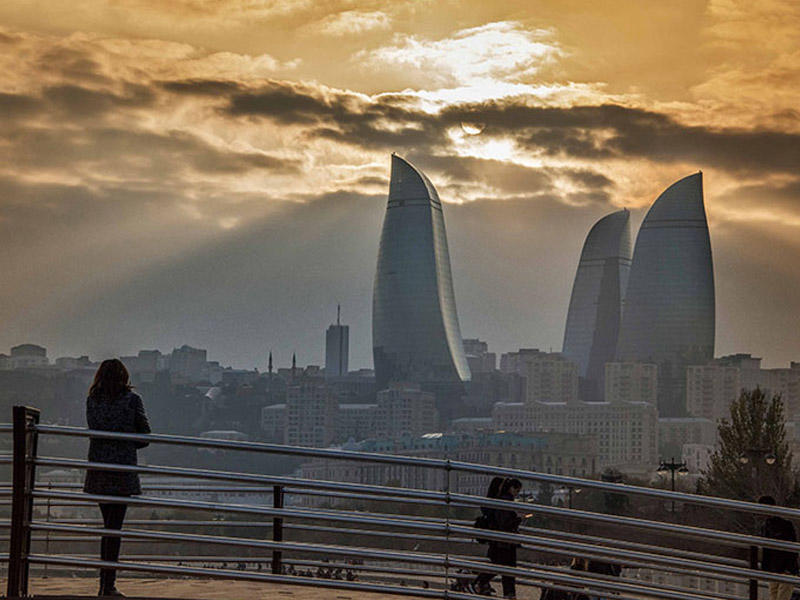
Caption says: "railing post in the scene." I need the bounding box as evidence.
[272,484,284,575]
[8,406,40,598]
[749,544,758,600]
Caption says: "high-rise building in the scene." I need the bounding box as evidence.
[372,154,471,396]
[616,173,715,417]
[325,305,349,379]
[562,209,632,400]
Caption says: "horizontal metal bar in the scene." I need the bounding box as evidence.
[35,456,447,501]
[521,524,748,568]
[32,423,800,522]
[36,553,452,581]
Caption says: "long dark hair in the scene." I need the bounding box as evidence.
[89,359,132,400]
[487,476,505,499]
[500,477,522,496]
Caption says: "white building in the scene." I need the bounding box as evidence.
[682,443,715,474]
[286,381,338,447]
[493,400,658,474]
[298,431,599,504]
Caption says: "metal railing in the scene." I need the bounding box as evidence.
[3,405,800,599]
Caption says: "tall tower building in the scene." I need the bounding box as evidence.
[562,209,632,401]
[325,305,349,379]
[372,154,471,399]
[616,173,715,417]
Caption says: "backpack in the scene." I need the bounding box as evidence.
[474,512,492,544]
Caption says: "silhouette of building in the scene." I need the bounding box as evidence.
[372,154,471,418]
[7,344,49,369]
[616,173,715,417]
[325,305,349,379]
[562,209,632,401]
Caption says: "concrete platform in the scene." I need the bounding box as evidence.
[6,577,433,600]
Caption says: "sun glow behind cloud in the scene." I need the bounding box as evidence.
[0,1,799,367]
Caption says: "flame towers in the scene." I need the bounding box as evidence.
[372,154,471,398]
[563,209,632,401]
[616,172,715,416]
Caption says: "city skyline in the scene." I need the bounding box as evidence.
[1,2,799,371]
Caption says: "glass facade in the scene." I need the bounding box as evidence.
[616,173,715,417]
[562,209,632,401]
[372,154,471,392]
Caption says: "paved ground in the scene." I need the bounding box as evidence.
[16,577,428,599]
[7,576,541,599]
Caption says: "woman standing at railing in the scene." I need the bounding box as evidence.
[83,359,151,597]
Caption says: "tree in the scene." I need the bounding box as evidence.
[700,388,795,504]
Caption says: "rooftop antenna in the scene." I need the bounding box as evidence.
[291,352,297,379]
[268,351,273,376]
[337,304,341,326]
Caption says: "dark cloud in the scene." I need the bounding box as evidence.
[218,80,445,150]
[441,102,800,175]
[43,83,156,117]
[2,124,299,176]
[36,47,111,84]
[0,92,43,120]
[160,79,244,96]
[407,154,613,202]
[354,175,388,186]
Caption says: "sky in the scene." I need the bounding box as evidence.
[1,0,799,371]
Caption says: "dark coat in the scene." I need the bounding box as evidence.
[762,515,799,574]
[488,491,522,550]
[83,391,151,496]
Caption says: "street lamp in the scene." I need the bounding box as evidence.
[657,457,688,513]
[738,448,778,600]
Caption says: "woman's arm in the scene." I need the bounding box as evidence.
[133,395,151,449]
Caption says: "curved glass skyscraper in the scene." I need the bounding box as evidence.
[372,154,471,394]
[563,209,632,401]
[616,172,715,416]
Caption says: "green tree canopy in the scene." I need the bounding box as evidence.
[700,388,794,503]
